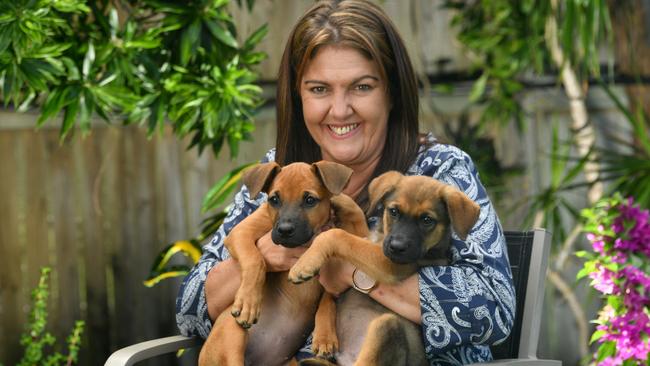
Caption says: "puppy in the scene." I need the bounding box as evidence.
[288,171,480,366]
[198,161,368,366]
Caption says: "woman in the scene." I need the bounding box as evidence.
[176,1,515,365]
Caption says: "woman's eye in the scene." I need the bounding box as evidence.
[310,86,327,94]
[355,84,373,91]
[388,207,399,217]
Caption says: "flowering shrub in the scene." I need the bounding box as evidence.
[578,195,650,366]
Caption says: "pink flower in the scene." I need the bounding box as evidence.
[583,196,650,365]
[589,266,618,295]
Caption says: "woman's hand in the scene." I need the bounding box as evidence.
[317,258,355,297]
[257,231,308,272]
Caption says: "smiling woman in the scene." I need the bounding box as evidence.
[176,1,515,365]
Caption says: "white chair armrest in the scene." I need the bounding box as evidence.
[104,335,203,366]
[469,358,562,366]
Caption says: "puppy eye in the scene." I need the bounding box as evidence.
[304,195,319,207]
[388,207,399,217]
[421,215,436,226]
[268,195,281,207]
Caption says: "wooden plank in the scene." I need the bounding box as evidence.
[40,128,80,353]
[97,127,121,358]
[0,131,25,366]
[109,126,137,351]
[73,129,110,365]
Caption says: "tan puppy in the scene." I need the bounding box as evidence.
[198,161,369,366]
[288,171,480,366]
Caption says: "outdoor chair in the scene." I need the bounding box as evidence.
[105,229,561,366]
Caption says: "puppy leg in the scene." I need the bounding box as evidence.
[199,309,247,366]
[288,229,415,284]
[312,292,338,358]
[353,314,409,366]
[330,194,369,237]
[225,206,274,328]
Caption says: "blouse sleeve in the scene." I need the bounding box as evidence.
[175,150,274,339]
[415,145,516,361]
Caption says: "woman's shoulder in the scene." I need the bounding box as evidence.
[407,136,476,178]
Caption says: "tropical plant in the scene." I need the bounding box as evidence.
[0,0,267,158]
[0,0,267,286]
[443,0,636,359]
[0,267,85,366]
[578,194,650,365]
[444,0,613,244]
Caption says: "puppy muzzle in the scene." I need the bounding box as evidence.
[383,234,421,264]
[272,219,314,248]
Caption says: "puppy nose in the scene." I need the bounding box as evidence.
[388,237,408,254]
[277,223,295,237]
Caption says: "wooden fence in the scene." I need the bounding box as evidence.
[0,0,636,364]
[0,109,277,366]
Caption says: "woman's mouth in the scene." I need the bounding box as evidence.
[328,123,359,136]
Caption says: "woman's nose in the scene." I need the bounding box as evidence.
[329,91,353,120]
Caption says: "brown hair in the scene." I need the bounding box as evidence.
[275,0,420,207]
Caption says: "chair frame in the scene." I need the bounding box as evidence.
[105,229,561,366]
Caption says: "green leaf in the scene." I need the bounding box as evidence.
[143,266,192,288]
[243,24,267,50]
[82,42,95,78]
[60,97,80,141]
[632,107,650,156]
[589,329,607,344]
[78,89,94,134]
[469,73,488,103]
[179,19,201,66]
[198,210,229,242]
[596,340,616,361]
[148,240,202,274]
[37,87,69,126]
[204,19,239,48]
[108,8,119,38]
[202,161,258,212]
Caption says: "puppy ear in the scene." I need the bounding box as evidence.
[242,162,281,198]
[312,161,353,195]
[441,185,480,240]
[368,171,403,213]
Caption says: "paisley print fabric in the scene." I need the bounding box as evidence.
[175,139,515,365]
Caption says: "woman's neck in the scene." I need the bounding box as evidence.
[341,155,382,199]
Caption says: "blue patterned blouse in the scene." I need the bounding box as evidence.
[175,140,515,365]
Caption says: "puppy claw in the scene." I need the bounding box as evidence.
[312,339,338,359]
[288,265,321,284]
[231,290,262,328]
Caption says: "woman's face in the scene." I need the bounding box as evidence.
[300,45,390,168]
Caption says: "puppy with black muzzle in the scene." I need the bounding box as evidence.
[198,161,368,366]
[288,171,480,366]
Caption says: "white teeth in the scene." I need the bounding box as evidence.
[329,123,359,136]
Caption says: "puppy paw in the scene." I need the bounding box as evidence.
[230,288,262,329]
[312,332,339,359]
[288,255,324,284]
